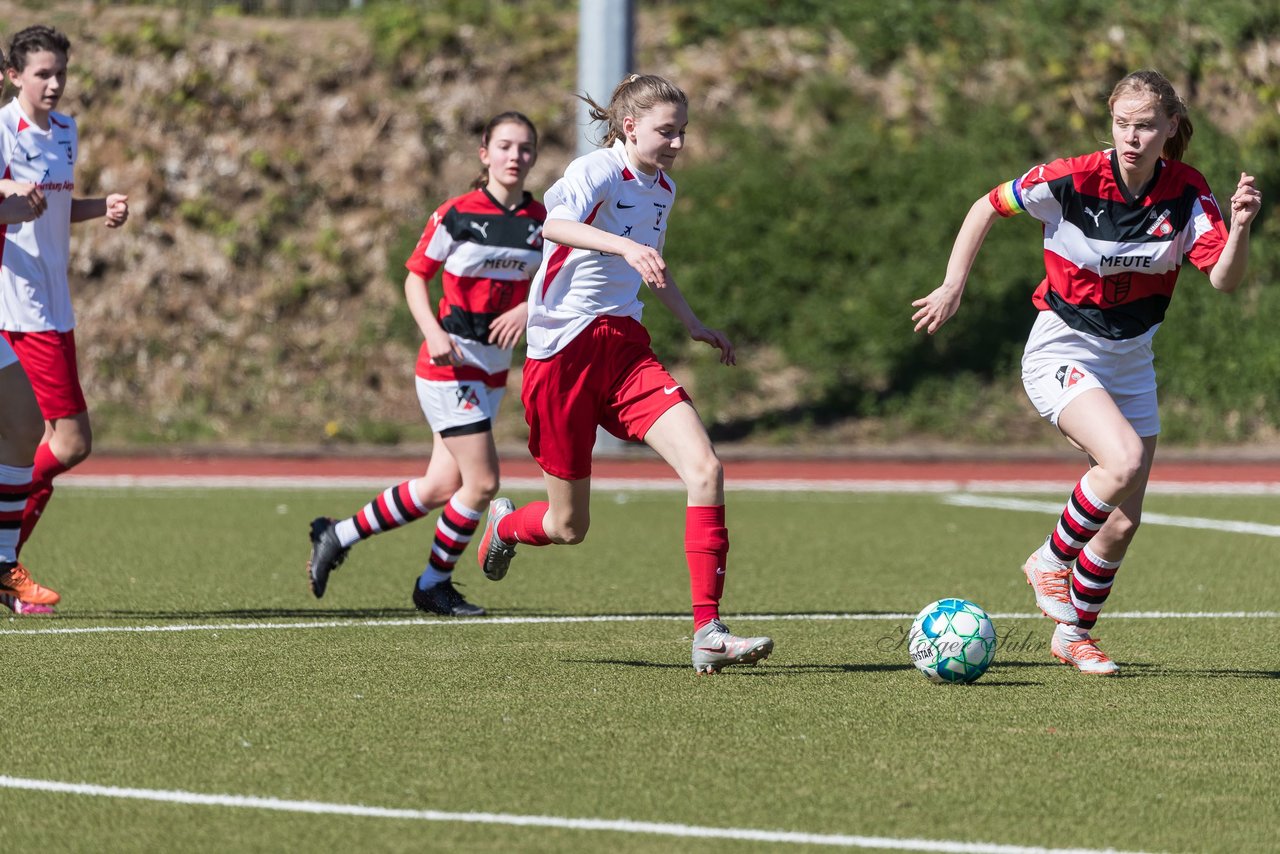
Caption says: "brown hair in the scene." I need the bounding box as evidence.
[579,73,688,148]
[6,25,71,72]
[1109,70,1193,161]
[472,111,539,191]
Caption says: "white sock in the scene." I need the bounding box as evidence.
[1038,540,1069,568]
[334,517,361,548]
[1058,624,1089,642]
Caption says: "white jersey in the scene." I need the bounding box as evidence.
[526,140,675,359]
[0,100,77,332]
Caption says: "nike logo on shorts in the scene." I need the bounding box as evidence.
[663,385,682,395]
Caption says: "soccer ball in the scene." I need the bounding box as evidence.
[908,598,996,684]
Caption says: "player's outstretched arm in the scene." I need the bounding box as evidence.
[1208,172,1262,293]
[911,195,1000,335]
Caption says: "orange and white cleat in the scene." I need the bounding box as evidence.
[0,562,60,608]
[1022,547,1077,624]
[1051,625,1119,675]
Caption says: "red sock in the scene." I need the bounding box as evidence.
[686,505,727,630]
[18,444,69,555]
[497,501,553,546]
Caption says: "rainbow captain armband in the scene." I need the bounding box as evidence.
[988,179,1026,217]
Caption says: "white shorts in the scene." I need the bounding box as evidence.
[1021,312,1160,437]
[0,336,16,370]
[415,377,506,437]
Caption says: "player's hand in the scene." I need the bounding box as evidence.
[0,183,46,222]
[104,193,129,228]
[911,283,964,335]
[488,302,528,349]
[1229,172,1261,229]
[624,242,668,288]
[689,322,736,366]
[425,327,461,366]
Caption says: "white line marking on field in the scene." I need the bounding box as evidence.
[0,775,1148,853]
[61,473,1280,496]
[944,494,1280,537]
[1,610,1274,637]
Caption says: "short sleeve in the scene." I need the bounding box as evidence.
[545,155,613,222]
[988,160,1067,224]
[1185,182,1229,274]
[404,201,455,278]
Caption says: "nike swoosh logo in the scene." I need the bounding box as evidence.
[696,643,727,654]
[663,385,681,395]
[616,201,635,209]
[715,567,725,575]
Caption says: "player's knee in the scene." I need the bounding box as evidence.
[1098,441,1146,496]
[470,474,500,504]
[59,434,91,467]
[414,478,456,508]
[550,513,590,545]
[1107,512,1142,545]
[683,452,723,497]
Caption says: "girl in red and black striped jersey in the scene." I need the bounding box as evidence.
[912,70,1261,674]
[305,112,546,616]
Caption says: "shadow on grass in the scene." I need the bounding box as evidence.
[62,607,418,620]
[566,658,1045,684]
[567,656,1280,681]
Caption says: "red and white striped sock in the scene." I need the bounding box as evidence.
[418,496,483,587]
[1046,472,1116,565]
[335,480,431,547]
[0,463,33,565]
[1070,545,1122,630]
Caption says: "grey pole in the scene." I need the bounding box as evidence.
[578,0,635,456]
[576,0,634,155]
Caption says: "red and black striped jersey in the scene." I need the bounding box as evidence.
[405,188,545,382]
[988,149,1227,341]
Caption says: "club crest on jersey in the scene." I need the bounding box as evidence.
[1103,273,1132,305]
[1055,365,1086,389]
[455,385,481,411]
[1146,209,1173,237]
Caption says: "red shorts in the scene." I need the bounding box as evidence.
[522,315,692,480]
[0,329,87,420]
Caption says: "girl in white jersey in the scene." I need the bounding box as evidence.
[305,113,544,617]
[912,70,1261,674]
[0,163,60,614]
[0,26,129,611]
[476,74,774,675]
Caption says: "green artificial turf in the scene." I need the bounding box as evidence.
[1,486,1275,853]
